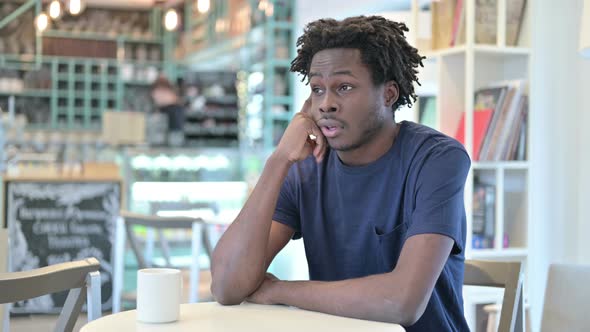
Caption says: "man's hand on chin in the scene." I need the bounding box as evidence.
[246,273,281,305]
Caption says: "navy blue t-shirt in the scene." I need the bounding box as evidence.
[273,121,471,331]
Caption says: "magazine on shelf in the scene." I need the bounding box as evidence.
[476,80,528,161]
[453,85,507,160]
[472,181,496,249]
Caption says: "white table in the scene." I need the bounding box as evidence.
[81,302,406,332]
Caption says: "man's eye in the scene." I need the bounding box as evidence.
[339,84,353,92]
[312,87,324,94]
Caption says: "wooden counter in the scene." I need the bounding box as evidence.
[2,162,122,182]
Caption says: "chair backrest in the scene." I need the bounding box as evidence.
[119,210,203,269]
[0,257,101,332]
[113,211,204,312]
[540,263,590,332]
[149,201,220,217]
[148,201,221,259]
[464,260,524,332]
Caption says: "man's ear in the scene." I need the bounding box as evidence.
[383,81,399,108]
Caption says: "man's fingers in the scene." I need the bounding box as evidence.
[308,126,326,163]
[314,140,327,163]
[315,135,327,163]
[300,95,312,115]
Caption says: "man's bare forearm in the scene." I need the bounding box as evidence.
[250,235,454,325]
[211,152,292,304]
[272,272,419,326]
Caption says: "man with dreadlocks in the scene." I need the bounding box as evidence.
[211,16,470,331]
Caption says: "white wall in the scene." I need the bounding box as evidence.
[528,0,590,330]
[576,0,590,264]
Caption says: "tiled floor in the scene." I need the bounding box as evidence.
[8,270,213,332]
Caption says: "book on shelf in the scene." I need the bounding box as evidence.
[454,86,507,160]
[501,96,528,160]
[431,0,457,50]
[454,109,493,160]
[472,181,495,249]
[435,0,528,48]
[453,81,528,161]
[506,0,528,46]
[480,80,528,161]
[450,0,465,46]
[467,79,528,161]
[515,107,527,160]
[473,0,527,45]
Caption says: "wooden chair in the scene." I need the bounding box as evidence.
[464,260,524,332]
[111,211,204,313]
[0,258,101,332]
[540,263,590,332]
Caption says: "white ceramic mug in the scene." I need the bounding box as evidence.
[136,268,182,323]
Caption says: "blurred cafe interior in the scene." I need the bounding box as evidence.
[1,0,590,331]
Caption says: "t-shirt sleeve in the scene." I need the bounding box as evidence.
[272,166,302,239]
[407,146,471,255]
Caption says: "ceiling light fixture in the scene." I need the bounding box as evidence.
[164,8,179,31]
[48,0,62,20]
[35,13,50,32]
[68,0,84,16]
[197,0,210,14]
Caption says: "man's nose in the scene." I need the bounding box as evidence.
[319,93,338,113]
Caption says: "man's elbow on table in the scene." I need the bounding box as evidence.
[379,284,429,326]
[396,306,424,327]
[210,265,263,305]
[389,290,429,326]
[379,302,424,326]
[210,279,246,305]
[209,254,250,305]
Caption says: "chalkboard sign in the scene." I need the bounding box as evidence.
[5,181,120,313]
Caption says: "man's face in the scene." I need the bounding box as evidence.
[308,48,392,152]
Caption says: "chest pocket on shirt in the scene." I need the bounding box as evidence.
[373,222,409,272]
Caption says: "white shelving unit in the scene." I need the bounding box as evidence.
[410,0,532,330]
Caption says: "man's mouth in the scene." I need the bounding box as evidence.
[321,125,342,138]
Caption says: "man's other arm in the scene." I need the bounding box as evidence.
[210,154,294,305]
[211,98,326,305]
[248,233,453,326]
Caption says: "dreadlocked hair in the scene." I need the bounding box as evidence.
[290,15,424,111]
